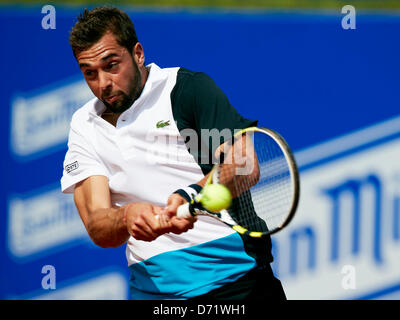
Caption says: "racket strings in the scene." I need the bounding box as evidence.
[219,131,293,233]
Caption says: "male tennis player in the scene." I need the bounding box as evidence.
[61,6,286,300]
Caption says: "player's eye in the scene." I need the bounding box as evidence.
[84,70,95,77]
[106,62,118,71]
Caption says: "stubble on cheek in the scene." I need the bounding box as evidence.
[103,61,143,114]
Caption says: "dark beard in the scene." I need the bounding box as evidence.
[102,61,143,114]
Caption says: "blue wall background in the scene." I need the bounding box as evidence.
[2,5,399,299]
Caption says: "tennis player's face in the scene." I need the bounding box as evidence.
[77,32,144,113]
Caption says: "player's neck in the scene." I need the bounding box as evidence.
[101,111,121,127]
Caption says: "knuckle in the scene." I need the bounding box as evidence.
[133,216,143,226]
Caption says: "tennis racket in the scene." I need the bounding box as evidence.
[176,126,300,237]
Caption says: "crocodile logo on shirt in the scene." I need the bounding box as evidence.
[156,120,170,128]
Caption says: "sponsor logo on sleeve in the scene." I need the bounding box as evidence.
[65,161,79,174]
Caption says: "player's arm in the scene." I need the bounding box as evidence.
[162,176,209,218]
[215,132,260,198]
[73,175,192,247]
[165,133,259,217]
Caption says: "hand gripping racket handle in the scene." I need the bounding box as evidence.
[177,202,192,219]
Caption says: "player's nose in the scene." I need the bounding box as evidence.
[98,71,112,92]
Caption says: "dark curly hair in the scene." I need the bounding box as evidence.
[69,6,139,58]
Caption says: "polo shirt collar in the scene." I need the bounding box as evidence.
[131,62,166,111]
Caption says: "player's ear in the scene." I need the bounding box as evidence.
[132,42,145,68]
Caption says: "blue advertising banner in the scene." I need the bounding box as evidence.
[2,5,399,299]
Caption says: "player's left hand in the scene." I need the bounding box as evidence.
[161,193,197,234]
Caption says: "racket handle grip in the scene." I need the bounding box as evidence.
[177,202,192,219]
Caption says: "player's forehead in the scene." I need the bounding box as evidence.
[77,32,127,66]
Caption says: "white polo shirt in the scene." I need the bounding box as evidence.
[61,63,263,299]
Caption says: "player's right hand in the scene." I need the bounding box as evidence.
[124,202,169,241]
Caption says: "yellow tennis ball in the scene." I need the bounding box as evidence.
[200,184,232,212]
